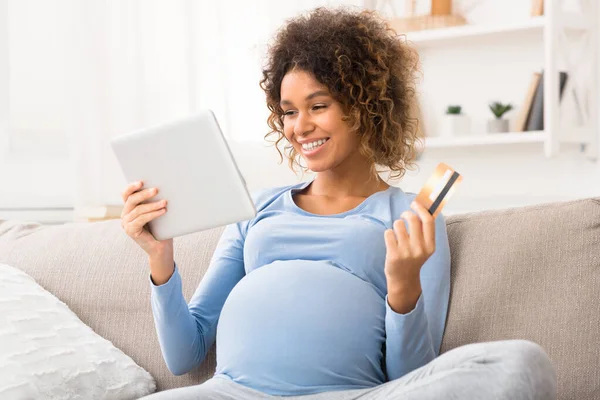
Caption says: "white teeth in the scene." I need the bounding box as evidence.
[302,138,328,151]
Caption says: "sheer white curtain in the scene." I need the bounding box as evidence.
[62,0,363,208]
[64,0,227,208]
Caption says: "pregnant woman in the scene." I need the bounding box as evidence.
[122,7,556,400]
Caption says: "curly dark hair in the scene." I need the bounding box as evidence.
[259,6,422,181]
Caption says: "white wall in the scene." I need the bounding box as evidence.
[226,140,600,216]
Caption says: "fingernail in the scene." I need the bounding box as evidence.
[411,202,417,208]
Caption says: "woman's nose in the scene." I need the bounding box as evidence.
[294,112,314,137]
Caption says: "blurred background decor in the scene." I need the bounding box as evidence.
[441,105,470,137]
[380,0,467,33]
[0,0,598,224]
[487,101,513,133]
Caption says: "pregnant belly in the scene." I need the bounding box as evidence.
[215,260,386,395]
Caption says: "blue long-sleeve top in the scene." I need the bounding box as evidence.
[149,179,451,396]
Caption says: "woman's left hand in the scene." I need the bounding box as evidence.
[384,201,436,287]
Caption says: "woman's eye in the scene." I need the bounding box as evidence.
[283,105,325,117]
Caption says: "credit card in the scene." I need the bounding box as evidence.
[415,162,463,218]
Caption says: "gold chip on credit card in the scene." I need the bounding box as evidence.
[415,162,463,218]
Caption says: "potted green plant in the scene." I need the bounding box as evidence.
[441,105,470,137]
[487,102,513,133]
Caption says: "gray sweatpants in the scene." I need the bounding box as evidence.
[140,339,557,400]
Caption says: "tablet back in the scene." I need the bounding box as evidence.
[111,110,256,241]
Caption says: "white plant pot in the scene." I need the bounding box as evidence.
[440,114,470,137]
[487,118,509,133]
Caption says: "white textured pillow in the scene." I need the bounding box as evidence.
[0,263,156,400]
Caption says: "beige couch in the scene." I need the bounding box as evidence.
[0,196,599,400]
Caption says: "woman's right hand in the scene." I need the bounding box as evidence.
[120,181,173,258]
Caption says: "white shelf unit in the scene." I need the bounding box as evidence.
[422,131,546,149]
[404,0,598,160]
[406,17,546,48]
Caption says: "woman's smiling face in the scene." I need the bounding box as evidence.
[280,69,361,173]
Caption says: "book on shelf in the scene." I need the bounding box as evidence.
[515,72,541,132]
[524,70,568,132]
[531,0,544,17]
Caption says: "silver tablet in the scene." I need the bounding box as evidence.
[110,110,256,241]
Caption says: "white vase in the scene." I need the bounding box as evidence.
[441,114,470,137]
[487,119,509,133]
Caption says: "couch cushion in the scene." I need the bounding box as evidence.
[441,197,600,400]
[0,219,224,392]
